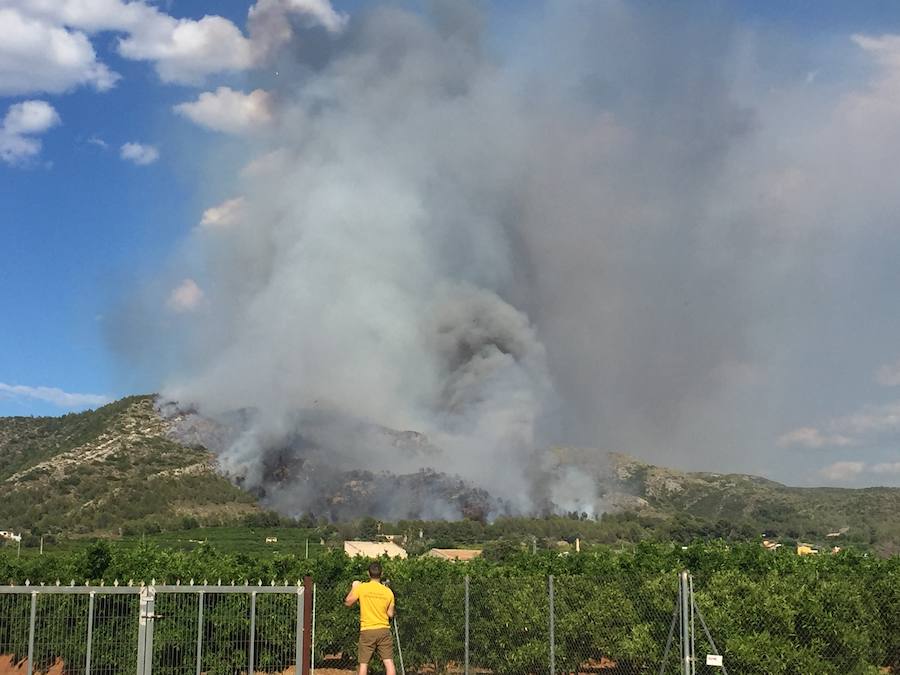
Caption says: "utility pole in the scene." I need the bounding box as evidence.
[305,538,309,559]
[39,536,43,555]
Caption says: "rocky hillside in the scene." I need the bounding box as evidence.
[3,397,900,551]
[597,450,900,553]
[0,396,257,535]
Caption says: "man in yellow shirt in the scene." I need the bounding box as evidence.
[344,561,397,675]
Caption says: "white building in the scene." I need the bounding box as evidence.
[343,541,408,559]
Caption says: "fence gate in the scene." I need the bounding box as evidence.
[0,583,306,675]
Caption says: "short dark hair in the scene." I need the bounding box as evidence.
[368,561,382,579]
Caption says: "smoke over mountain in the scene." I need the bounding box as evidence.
[118,0,900,512]
[151,1,751,516]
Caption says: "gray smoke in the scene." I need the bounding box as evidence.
[157,1,749,514]
[158,2,572,515]
[129,0,900,510]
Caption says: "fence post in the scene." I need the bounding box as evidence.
[301,576,313,675]
[195,591,204,675]
[689,575,696,674]
[137,588,147,675]
[26,591,36,675]
[85,591,95,675]
[680,572,692,675]
[464,576,470,675]
[548,575,555,675]
[146,586,157,675]
[311,583,317,675]
[137,585,156,675]
[249,591,257,675]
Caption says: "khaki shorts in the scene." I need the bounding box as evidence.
[358,628,393,664]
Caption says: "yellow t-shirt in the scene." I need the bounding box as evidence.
[356,580,394,631]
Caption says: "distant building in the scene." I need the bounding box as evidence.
[762,539,782,551]
[0,531,21,543]
[426,548,482,562]
[344,541,408,559]
[265,537,278,544]
[797,543,818,556]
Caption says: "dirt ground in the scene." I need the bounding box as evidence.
[0,657,63,675]
[0,657,298,675]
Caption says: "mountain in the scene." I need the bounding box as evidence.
[552,448,900,553]
[0,396,493,535]
[2,396,899,553]
[0,396,258,536]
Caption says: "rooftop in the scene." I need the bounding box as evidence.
[426,548,482,561]
[343,541,408,559]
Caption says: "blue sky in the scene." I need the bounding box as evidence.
[6,1,900,486]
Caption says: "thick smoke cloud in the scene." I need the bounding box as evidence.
[162,2,565,514]
[134,0,900,510]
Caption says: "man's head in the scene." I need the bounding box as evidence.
[368,561,383,580]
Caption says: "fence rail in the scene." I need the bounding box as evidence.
[0,583,307,675]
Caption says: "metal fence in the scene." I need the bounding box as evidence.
[312,573,691,674]
[6,571,900,674]
[0,582,306,675]
[311,569,900,675]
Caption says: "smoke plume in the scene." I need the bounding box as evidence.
[156,1,756,515]
[128,0,900,510]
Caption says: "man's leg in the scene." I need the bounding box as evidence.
[375,630,396,675]
[358,631,374,675]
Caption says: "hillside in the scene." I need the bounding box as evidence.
[0,396,258,536]
[2,396,900,552]
[598,450,900,553]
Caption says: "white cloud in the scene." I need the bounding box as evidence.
[118,13,255,84]
[876,360,900,386]
[199,197,245,230]
[852,34,900,67]
[780,400,900,449]
[0,0,347,92]
[174,87,273,135]
[3,99,59,135]
[5,0,251,84]
[167,278,204,312]
[819,460,866,481]
[870,462,900,475]
[87,135,108,149]
[120,142,159,165]
[13,0,151,33]
[0,100,60,165]
[0,7,119,95]
[777,426,856,449]
[838,401,900,436]
[0,382,109,409]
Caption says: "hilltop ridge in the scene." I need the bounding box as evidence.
[2,396,899,552]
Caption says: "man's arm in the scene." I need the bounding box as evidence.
[344,580,361,607]
[387,600,395,618]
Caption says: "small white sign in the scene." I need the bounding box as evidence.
[706,654,724,667]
